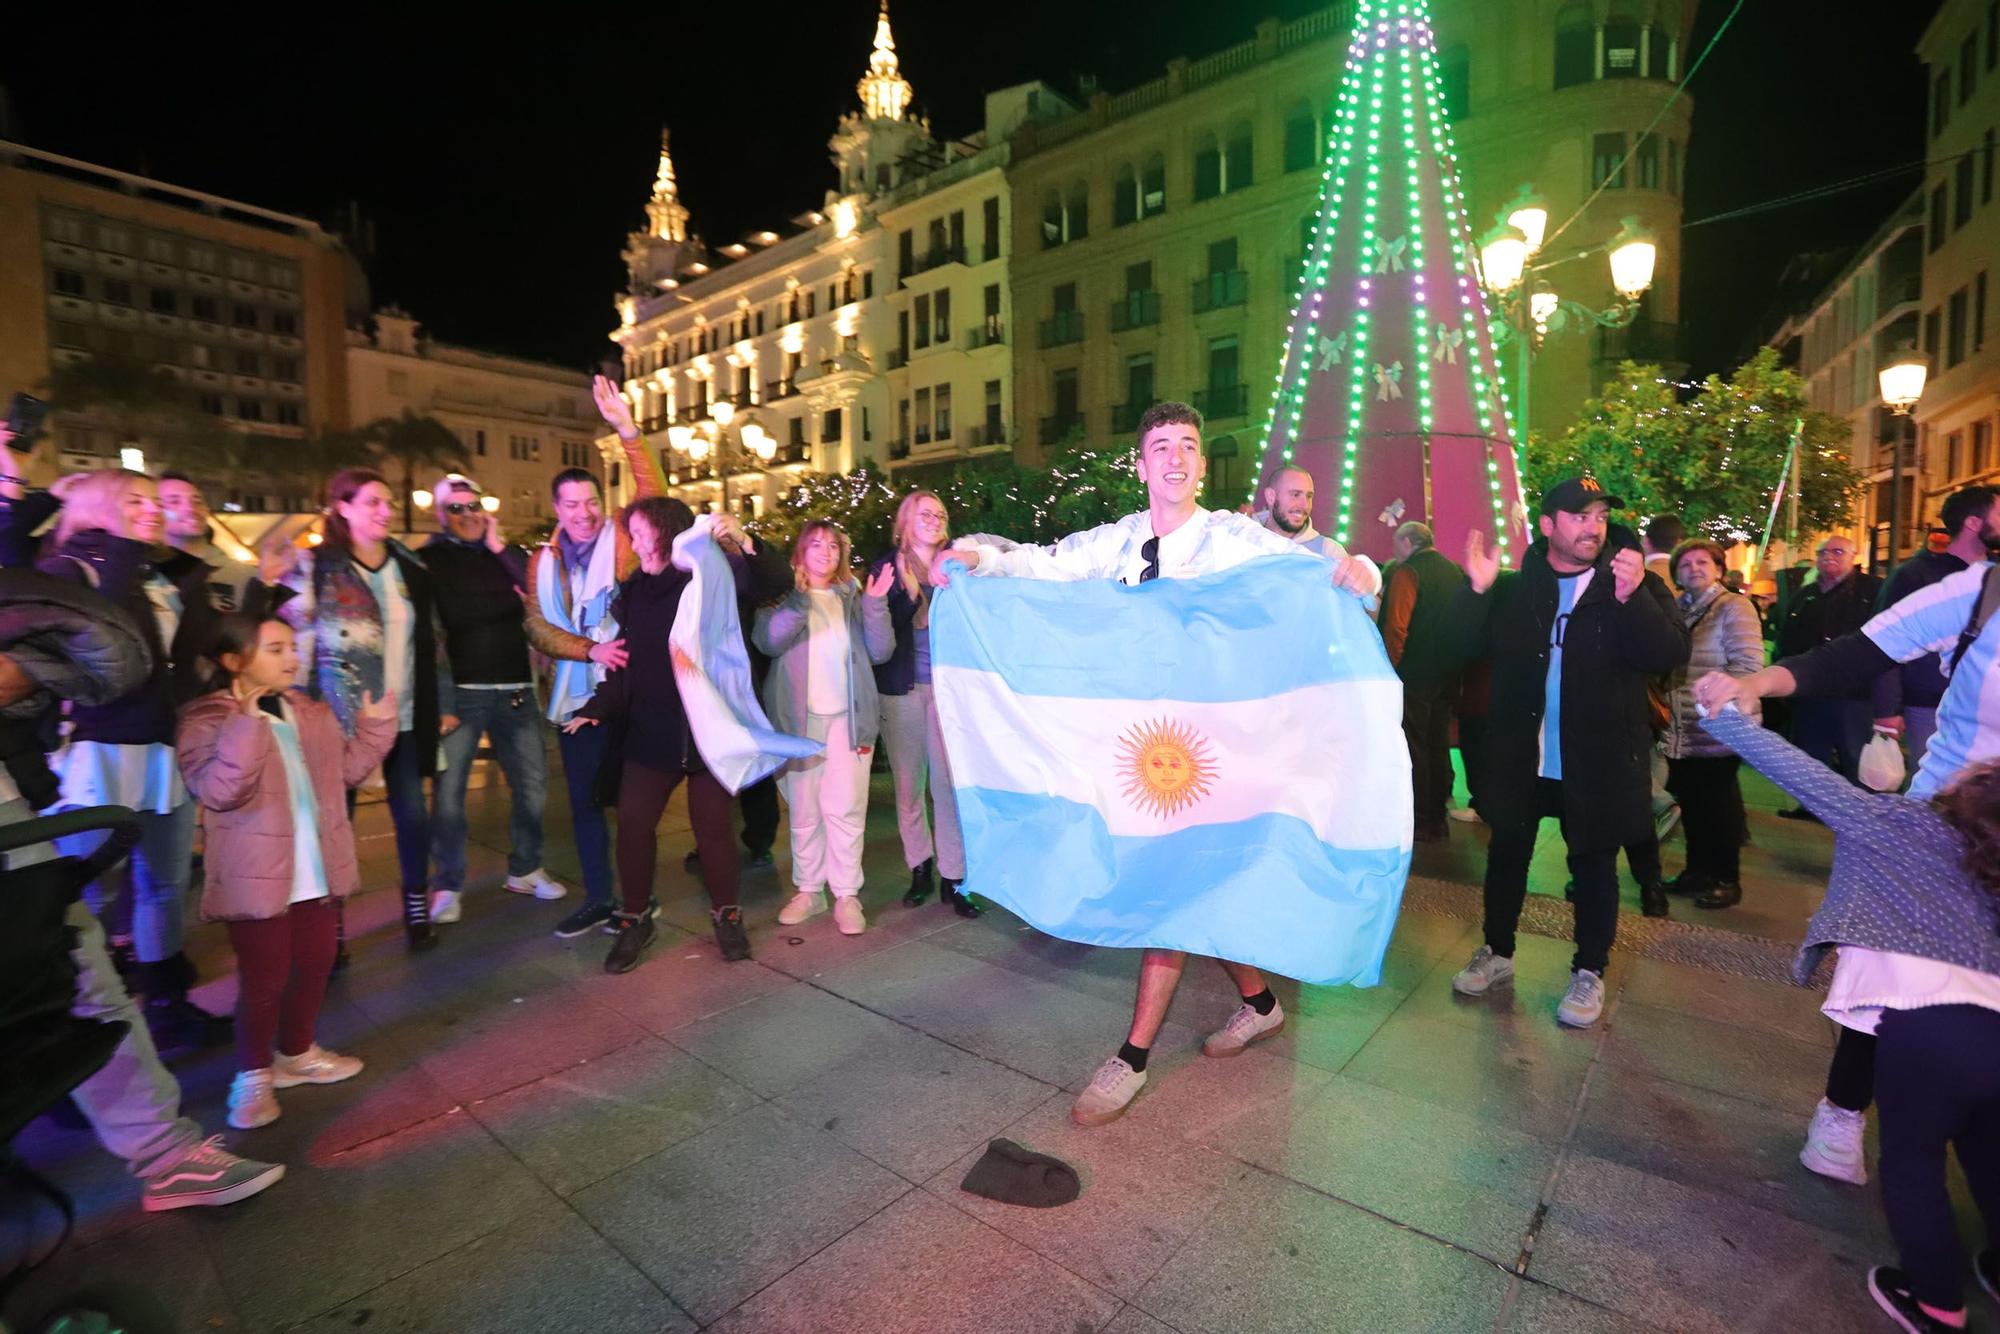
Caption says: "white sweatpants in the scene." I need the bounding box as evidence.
[781,713,872,897]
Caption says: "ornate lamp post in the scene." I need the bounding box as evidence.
[1877,346,1930,578]
[668,399,777,513]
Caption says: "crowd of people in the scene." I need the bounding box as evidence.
[3,383,1998,1333]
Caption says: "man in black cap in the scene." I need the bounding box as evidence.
[1441,478,1688,1028]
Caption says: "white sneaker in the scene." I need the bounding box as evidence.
[1800,1097,1869,1184]
[227,1069,280,1130]
[832,896,866,935]
[1071,1056,1147,1127]
[1556,969,1605,1028]
[506,868,567,901]
[778,890,826,926]
[273,1043,365,1088]
[428,889,462,924]
[1202,999,1285,1057]
[1451,945,1515,996]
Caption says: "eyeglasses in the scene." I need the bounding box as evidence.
[443,503,481,516]
[1139,536,1160,584]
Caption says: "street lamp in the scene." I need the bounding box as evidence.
[1877,346,1929,577]
[665,401,774,513]
[1478,192,1657,438]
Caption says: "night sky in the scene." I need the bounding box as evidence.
[0,0,1944,379]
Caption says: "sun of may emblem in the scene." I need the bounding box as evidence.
[1117,717,1217,818]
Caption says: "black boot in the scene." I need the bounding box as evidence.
[1639,882,1669,919]
[940,878,982,919]
[1694,879,1743,910]
[139,957,232,1052]
[604,910,658,974]
[711,905,751,962]
[1664,869,1713,897]
[902,858,935,907]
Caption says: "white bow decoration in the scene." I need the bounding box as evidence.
[1315,330,1348,373]
[1379,498,1407,529]
[1432,324,1462,365]
[1373,361,1403,402]
[1373,235,1408,274]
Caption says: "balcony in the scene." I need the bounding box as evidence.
[889,436,911,459]
[888,348,909,370]
[966,318,1005,349]
[967,421,1009,448]
[1110,401,1155,434]
[1193,384,1248,419]
[909,244,967,279]
[776,442,811,466]
[1110,291,1161,332]
[763,378,800,401]
[1040,411,1087,446]
[1039,310,1086,348]
[1192,270,1249,313]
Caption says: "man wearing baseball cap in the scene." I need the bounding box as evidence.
[1441,477,1688,1027]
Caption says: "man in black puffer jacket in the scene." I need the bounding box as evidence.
[1441,479,1689,1030]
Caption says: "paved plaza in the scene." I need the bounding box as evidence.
[5,758,1992,1333]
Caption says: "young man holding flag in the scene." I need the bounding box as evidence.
[935,402,1383,1126]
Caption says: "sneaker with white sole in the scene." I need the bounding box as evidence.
[428,889,462,924]
[553,901,613,938]
[1451,945,1515,996]
[1202,999,1286,1057]
[1800,1097,1868,1185]
[778,890,826,926]
[1869,1265,1959,1333]
[1071,1056,1147,1127]
[227,1069,280,1130]
[832,896,866,935]
[1555,969,1605,1028]
[141,1136,285,1212]
[1654,803,1683,842]
[272,1043,364,1088]
[506,868,567,901]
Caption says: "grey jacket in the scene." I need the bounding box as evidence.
[1664,586,1765,760]
[753,580,895,750]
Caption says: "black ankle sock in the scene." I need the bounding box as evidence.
[1117,1041,1149,1072]
[1243,988,1277,1016]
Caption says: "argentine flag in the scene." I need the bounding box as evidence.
[931,555,1412,987]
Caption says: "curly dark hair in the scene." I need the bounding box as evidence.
[1934,760,2000,927]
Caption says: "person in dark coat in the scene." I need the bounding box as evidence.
[1375,521,1465,840]
[1442,478,1690,1029]
[1775,534,1882,802]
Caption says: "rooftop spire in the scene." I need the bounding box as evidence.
[857,1,914,122]
[652,127,679,203]
[645,126,688,243]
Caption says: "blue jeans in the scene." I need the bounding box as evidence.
[557,719,614,907]
[67,799,197,964]
[382,730,433,905]
[431,687,548,892]
[1791,698,1873,785]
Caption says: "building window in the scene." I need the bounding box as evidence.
[103,279,133,306]
[1193,133,1222,201]
[233,303,258,328]
[1950,286,1970,368]
[273,310,298,336]
[1977,271,1989,353]
[914,387,932,444]
[276,402,303,426]
[1125,353,1155,418]
[914,295,931,349]
[934,385,952,440]
[1667,139,1682,195]
[186,343,211,369]
[1634,134,1660,190]
[1114,163,1139,226]
[148,287,176,314]
[238,398,264,422]
[1935,70,1952,138]
[236,351,261,376]
[1282,103,1317,174]
[1975,419,1994,473]
[96,224,131,254]
[1603,8,1642,77]
[1963,32,1980,105]
[822,407,843,444]
[1949,430,1965,479]
[1924,306,1942,358]
[1591,133,1627,189]
[1930,184,1949,252]
[474,429,486,456]
[1555,3,1595,88]
[898,230,915,279]
[1041,183,1088,247]
[1225,123,1253,193]
[1985,128,1995,205]
[50,322,86,348]
[1438,43,1471,118]
[984,379,1003,439]
[198,393,224,415]
[52,269,86,297]
[982,196,1001,262]
[1958,152,1977,229]
[934,289,951,343]
[1990,0,1999,70]
[1208,335,1241,390]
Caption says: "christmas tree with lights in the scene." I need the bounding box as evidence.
[1247,0,1528,566]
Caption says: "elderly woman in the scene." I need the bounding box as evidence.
[1660,537,1765,909]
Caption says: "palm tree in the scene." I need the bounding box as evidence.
[360,410,466,533]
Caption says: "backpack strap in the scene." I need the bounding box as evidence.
[1949,565,2000,672]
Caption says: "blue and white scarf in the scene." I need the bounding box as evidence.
[536,527,622,722]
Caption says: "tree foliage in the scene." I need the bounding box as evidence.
[1522,348,1864,541]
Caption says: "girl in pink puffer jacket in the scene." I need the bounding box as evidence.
[177,613,397,1130]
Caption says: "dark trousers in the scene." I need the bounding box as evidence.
[557,721,615,907]
[1827,1025,1877,1111]
[615,762,738,916]
[1876,1005,2000,1311]
[1622,832,1661,889]
[1666,755,1745,883]
[1403,680,1455,828]
[740,773,779,856]
[1457,715,1488,811]
[1792,698,1873,785]
[345,730,432,927]
[1482,777,1619,975]
[225,899,340,1070]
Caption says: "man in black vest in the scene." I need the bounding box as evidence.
[422,474,564,924]
[1377,522,1464,840]
[1443,478,1689,1028]
[1776,535,1882,805]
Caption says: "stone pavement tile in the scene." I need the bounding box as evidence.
[815,939,1199,1088]
[397,975,651,1105]
[1118,1044,1337,1149]
[1386,904,1479,960]
[1570,1062,1891,1245]
[203,1106,559,1330]
[223,1044,466,1163]
[300,1199,694,1333]
[747,886,967,981]
[1529,1153,1880,1334]
[1339,1011,1595,1141]
[1101,1308,1188,1334]
[669,978,922,1098]
[926,1095,1250,1299]
[1618,956,1836,1048]
[774,1028,1056,1181]
[1132,1168,1511,1334]
[1,1213,236,1333]
[565,936,794,1035]
[927,911,1146,1007]
[1600,1000,1831,1114]
[337,945,573,1031]
[569,1101,909,1324]
[466,1037,763,1196]
[1396,931,1604,1036]
[6,1120,156,1249]
[706,1189,1122,1334]
[1215,1073,1556,1261]
[1500,1281,1673,1333]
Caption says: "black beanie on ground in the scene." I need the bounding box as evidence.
[959,1138,1082,1209]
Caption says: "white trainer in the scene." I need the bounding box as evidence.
[1555,969,1606,1028]
[273,1043,365,1088]
[227,1069,280,1130]
[428,889,462,924]
[1800,1097,1869,1185]
[832,896,866,935]
[1451,945,1515,996]
[1071,1056,1147,1127]
[1203,999,1286,1057]
[778,890,826,926]
[506,868,568,901]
